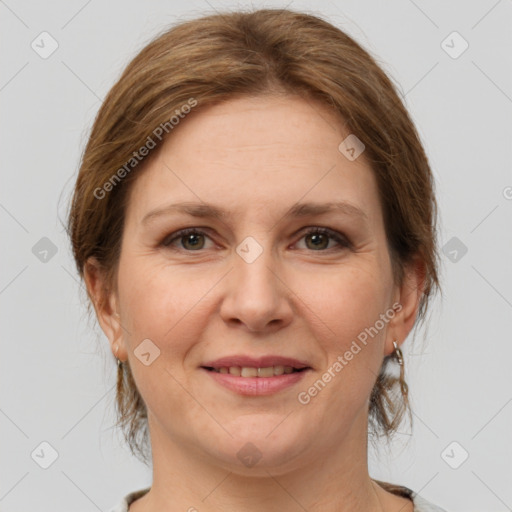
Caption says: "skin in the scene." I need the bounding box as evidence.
[85,94,424,512]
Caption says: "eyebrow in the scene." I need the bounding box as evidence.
[142,200,368,226]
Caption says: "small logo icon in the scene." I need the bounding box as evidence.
[31,31,59,59]
[237,442,262,468]
[32,237,58,263]
[31,441,59,469]
[441,441,469,469]
[338,134,365,161]
[236,236,263,264]
[134,338,161,366]
[441,31,469,59]
[442,236,468,263]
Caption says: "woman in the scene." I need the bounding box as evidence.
[67,8,446,512]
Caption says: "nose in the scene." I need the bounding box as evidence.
[219,238,293,334]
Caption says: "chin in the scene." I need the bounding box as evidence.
[206,415,313,475]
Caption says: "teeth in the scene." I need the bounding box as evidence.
[257,366,274,377]
[212,365,301,377]
[273,365,285,375]
[241,367,258,377]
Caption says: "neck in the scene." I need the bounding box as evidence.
[132,409,394,512]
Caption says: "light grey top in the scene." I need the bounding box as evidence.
[109,485,449,512]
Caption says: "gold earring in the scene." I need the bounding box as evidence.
[392,340,408,396]
[114,344,123,368]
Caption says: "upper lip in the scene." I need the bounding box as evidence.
[201,355,311,370]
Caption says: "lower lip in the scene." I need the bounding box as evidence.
[202,368,309,396]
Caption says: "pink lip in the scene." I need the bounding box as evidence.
[202,368,309,396]
[201,355,311,369]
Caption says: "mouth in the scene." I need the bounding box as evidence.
[201,365,309,377]
[200,356,312,396]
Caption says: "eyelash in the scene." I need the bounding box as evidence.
[161,226,352,252]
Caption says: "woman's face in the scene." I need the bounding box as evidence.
[90,94,421,474]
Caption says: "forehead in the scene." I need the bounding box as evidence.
[124,95,382,229]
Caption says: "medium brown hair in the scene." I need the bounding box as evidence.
[67,8,440,463]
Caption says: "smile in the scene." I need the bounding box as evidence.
[204,365,306,377]
[201,366,310,396]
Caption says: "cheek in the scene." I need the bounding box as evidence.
[117,260,220,356]
[116,262,214,419]
[293,259,393,404]
[294,259,392,344]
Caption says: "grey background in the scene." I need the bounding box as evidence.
[1,1,511,511]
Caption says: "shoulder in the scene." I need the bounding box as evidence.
[108,487,151,512]
[110,484,449,512]
[374,479,449,512]
[410,491,449,512]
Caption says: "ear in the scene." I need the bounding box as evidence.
[83,257,127,362]
[385,256,426,356]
